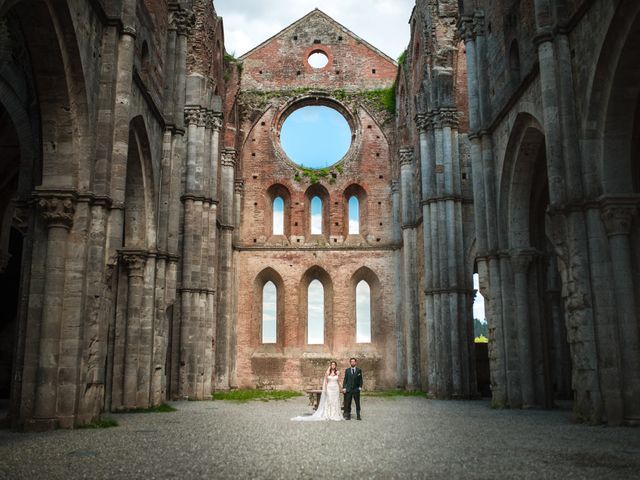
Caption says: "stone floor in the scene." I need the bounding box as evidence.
[1,397,639,479]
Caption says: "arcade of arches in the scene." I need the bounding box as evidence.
[0,0,638,430]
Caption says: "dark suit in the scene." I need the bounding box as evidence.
[343,367,363,418]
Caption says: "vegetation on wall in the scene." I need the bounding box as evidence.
[238,86,398,123]
[293,163,344,184]
[223,51,243,81]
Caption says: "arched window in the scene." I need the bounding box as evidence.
[310,196,323,235]
[356,280,371,343]
[273,196,284,235]
[348,196,360,234]
[262,281,277,343]
[308,279,324,344]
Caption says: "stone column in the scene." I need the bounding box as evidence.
[390,180,404,386]
[121,251,147,408]
[399,147,420,389]
[512,250,536,407]
[216,148,236,390]
[418,116,437,395]
[32,195,75,426]
[601,202,640,423]
[229,179,244,388]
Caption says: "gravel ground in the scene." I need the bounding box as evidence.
[0,397,639,479]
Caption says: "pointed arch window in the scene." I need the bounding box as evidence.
[273,196,284,235]
[262,281,277,344]
[308,279,324,344]
[356,280,371,343]
[348,196,360,234]
[310,196,323,235]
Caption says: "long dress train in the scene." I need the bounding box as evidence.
[292,374,343,422]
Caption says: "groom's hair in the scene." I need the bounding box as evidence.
[349,357,357,362]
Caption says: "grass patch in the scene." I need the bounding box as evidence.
[116,403,177,414]
[362,389,425,398]
[212,389,303,403]
[77,417,118,429]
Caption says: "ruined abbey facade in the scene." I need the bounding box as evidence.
[0,0,638,429]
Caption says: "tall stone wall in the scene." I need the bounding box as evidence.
[459,0,640,424]
[0,0,228,429]
[230,9,401,390]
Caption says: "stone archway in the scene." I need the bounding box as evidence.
[495,113,572,410]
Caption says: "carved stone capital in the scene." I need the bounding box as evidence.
[601,205,636,237]
[416,114,432,132]
[472,12,486,37]
[391,180,400,194]
[511,250,535,275]
[121,251,147,278]
[172,9,195,37]
[221,148,237,168]
[399,147,414,166]
[184,107,200,126]
[433,109,459,129]
[234,179,245,194]
[206,113,222,131]
[38,195,76,230]
[197,109,207,128]
[458,16,476,42]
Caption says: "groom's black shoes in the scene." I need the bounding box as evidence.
[357,414,361,420]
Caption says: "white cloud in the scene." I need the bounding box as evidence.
[473,273,486,322]
[356,281,371,343]
[273,198,284,235]
[262,282,277,343]
[214,0,414,59]
[308,280,324,344]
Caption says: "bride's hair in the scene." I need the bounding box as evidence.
[327,361,338,376]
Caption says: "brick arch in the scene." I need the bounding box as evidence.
[252,267,286,349]
[350,266,382,344]
[298,265,334,350]
[265,183,292,238]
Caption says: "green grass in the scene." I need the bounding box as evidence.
[116,403,177,414]
[362,389,425,398]
[77,417,119,429]
[212,389,303,403]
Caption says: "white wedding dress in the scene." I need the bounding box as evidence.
[292,374,343,422]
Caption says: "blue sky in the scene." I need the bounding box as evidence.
[281,106,352,168]
[214,0,413,59]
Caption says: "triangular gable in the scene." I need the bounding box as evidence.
[239,8,397,67]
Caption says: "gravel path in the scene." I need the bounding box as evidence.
[0,397,639,479]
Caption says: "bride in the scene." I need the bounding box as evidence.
[292,361,344,421]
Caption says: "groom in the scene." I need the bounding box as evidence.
[342,357,363,420]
